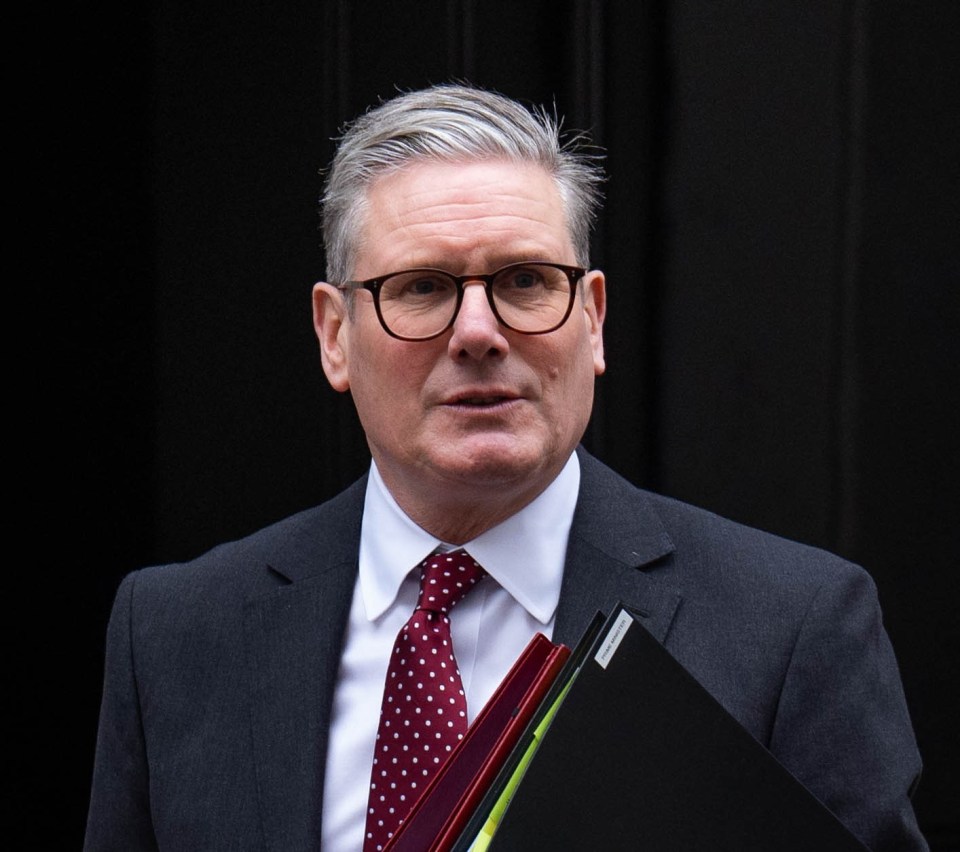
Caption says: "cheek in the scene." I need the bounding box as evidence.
[349,338,433,412]
[544,335,599,420]
[544,329,594,387]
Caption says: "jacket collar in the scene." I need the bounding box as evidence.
[553,447,680,647]
[243,477,365,850]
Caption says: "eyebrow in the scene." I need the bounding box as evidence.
[391,254,563,275]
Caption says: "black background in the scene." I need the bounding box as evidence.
[32,1,957,847]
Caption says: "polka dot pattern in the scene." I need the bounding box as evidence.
[362,549,486,852]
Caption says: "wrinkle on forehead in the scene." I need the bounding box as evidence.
[358,160,573,276]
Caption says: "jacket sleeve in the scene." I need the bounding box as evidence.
[769,564,928,851]
[84,572,159,851]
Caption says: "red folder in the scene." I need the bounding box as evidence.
[383,632,570,852]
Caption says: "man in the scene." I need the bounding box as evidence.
[85,84,927,851]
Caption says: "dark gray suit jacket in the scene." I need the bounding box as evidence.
[84,449,927,851]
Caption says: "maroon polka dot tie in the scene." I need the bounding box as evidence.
[362,549,487,852]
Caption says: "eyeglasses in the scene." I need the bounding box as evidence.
[335,261,586,342]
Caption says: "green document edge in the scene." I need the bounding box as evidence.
[465,675,578,852]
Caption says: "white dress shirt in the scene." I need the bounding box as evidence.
[320,453,581,851]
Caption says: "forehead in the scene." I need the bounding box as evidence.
[354,159,574,275]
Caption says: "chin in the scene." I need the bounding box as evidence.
[430,438,551,487]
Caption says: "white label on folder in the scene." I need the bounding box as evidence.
[595,609,633,669]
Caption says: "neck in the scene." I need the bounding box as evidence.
[376,460,568,545]
[400,488,535,545]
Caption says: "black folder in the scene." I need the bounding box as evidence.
[459,603,868,851]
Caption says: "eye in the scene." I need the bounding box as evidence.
[383,272,455,301]
[409,276,444,295]
[499,266,546,290]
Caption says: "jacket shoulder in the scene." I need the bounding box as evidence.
[125,474,367,602]
[577,446,864,588]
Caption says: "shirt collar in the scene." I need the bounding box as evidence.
[358,453,580,625]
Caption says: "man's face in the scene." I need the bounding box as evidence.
[314,159,605,537]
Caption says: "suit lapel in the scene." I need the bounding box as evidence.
[554,449,681,647]
[242,479,365,851]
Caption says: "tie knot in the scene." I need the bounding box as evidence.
[416,549,486,615]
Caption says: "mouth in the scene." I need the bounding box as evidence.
[444,390,520,409]
[458,395,510,406]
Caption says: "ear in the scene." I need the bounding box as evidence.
[582,270,606,376]
[312,282,351,392]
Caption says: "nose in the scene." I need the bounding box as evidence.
[447,280,509,360]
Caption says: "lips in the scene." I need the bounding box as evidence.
[444,389,520,407]
[461,396,508,405]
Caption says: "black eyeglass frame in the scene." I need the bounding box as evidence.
[335,261,587,342]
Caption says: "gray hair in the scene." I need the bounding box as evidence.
[320,83,605,285]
